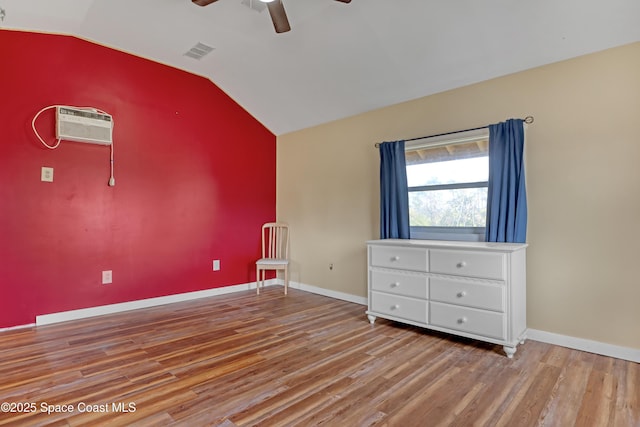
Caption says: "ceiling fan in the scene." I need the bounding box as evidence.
[192,0,352,34]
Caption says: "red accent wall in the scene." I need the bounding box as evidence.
[0,30,276,328]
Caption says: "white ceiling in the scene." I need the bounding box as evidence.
[2,0,639,135]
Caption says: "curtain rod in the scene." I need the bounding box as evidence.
[374,116,534,148]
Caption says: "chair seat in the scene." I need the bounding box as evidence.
[257,258,289,266]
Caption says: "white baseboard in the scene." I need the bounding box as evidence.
[288,280,367,306]
[0,323,36,333]
[35,280,276,326]
[527,329,639,363]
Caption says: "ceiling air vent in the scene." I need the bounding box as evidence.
[184,42,214,60]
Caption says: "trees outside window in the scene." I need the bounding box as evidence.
[406,136,488,240]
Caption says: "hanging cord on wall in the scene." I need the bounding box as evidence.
[32,105,115,186]
[32,105,62,149]
[109,141,115,187]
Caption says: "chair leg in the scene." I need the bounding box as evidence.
[284,266,288,295]
[256,267,260,295]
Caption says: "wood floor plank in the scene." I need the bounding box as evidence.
[497,364,562,427]
[537,356,592,427]
[448,365,522,427]
[613,358,640,427]
[229,352,377,425]
[387,346,496,425]
[0,287,637,426]
[574,369,618,427]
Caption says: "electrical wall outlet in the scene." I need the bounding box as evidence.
[102,270,112,284]
[213,260,220,271]
[41,167,54,182]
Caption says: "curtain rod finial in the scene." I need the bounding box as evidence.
[524,116,534,124]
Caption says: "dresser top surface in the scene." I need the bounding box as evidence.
[367,239,527,252]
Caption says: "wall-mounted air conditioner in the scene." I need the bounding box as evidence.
[56,106,113,145]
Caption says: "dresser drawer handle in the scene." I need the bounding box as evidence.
[456,261,467,268]
[390,282,400,288]
[391,256,400,262]
[457,317,468,324]
[391,304,400,310]
[456,291,467,298]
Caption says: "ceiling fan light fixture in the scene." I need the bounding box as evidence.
[195,0,351,34]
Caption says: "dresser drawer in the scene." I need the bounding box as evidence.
[430,249,504,280]
[371,271,428,299]
[370,245,428,272]
[430,302,505,340]
[371,292,428,324]
[430,277,504,312]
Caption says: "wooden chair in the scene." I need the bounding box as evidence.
[256,222,290,295]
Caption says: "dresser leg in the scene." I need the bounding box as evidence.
[367,314,376,325]
[503,346,517,359]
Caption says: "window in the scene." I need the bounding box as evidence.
[406,130,489,241]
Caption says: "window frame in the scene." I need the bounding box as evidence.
[405,129,490,242]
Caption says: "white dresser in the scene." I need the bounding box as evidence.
[367,239,527,358]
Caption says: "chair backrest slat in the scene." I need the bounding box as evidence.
[262,222,289,260]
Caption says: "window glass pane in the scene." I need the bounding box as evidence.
[407,156,488,187]
[409,188,487,227]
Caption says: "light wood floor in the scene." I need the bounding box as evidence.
[0,287,637,427]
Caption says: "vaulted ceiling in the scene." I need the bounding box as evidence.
[1,0,639,135]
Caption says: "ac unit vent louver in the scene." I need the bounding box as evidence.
[56,106,113,145]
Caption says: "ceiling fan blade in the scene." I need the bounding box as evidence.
[334,0,351,3]
[192,0,219,6]
[266,0,291,33]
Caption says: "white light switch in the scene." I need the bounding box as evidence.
[213,260,220,271]
[41,167,54,182]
